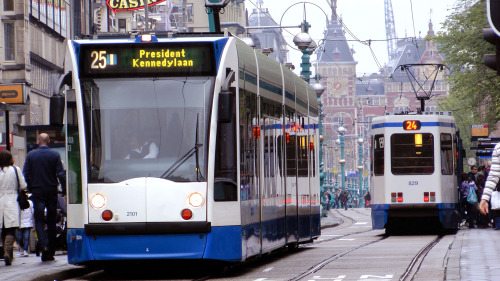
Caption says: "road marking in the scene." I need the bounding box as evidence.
[338,238,355,241]
[309,275,346,280]
[359,274,393,280]
[263,267,274,272]
[355,222,368,225]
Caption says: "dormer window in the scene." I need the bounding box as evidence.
[333,47,340,60]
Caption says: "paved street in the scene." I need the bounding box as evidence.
[1,209,500,280]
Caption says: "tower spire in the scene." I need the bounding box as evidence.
[331,0,338,21]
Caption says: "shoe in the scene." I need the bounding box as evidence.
[41,253,55,261]
[22,250,29,257]
[4,255,11,266]
[41,248,54,261]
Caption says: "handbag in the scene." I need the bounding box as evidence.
[467,185,478,205]
[14,166,29,210]
[491,191,500,210]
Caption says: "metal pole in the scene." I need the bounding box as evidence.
[358,134,363,206]
[340,120,345,191]
[5,110,9,152]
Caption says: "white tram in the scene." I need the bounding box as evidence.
[55,33,320,265]
[370,113,461,233]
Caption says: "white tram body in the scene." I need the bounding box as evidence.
[370,113,460,232]
[59,34,320,265]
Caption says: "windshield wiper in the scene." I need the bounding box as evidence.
[161,114,203,180]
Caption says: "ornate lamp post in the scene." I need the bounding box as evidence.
[357,135,363,207]
[337,121,346,191]
[293,24,316,83]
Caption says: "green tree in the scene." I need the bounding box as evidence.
[434,0,500,148]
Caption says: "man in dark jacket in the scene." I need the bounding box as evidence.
[23,133,66,262]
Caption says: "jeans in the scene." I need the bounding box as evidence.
[17,228,31,252]
[32,190,58,255]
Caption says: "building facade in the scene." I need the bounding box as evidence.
[0,0,71,165]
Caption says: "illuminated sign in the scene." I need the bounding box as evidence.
[106,0,166,13]
[0,84,23,104]
[79,42,215,78]
[471,124,489,137]
[403,120,421,131]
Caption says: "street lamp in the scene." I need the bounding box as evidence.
[293,31,315,83]
[357,135,363,207]
[337,121,346,191]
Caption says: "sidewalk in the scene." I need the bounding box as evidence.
[1,209,497,281]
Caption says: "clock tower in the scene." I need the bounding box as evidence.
[315,0,358,172]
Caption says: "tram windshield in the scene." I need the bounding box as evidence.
[81,77,214,183]
[391,133,434,175]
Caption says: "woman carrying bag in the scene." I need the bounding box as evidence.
[0,150,27,265]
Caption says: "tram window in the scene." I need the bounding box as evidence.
[391,133,434,175]
[441,134,453,175]
[373,134,384,176]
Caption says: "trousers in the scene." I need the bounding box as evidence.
[31,189,58,255]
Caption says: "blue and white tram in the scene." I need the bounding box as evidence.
[56,33,320,265]
[370,113,461,233]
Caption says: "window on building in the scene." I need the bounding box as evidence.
[4,22,15,61]
[118,19,126,32]
[4,0,13,11]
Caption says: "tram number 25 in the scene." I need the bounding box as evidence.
[408,181,418,186]
[91,50,107,69]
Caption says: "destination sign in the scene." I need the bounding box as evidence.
[79,42,215,78]
[403,120,421,131]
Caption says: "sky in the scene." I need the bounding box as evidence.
[244,0,457,76]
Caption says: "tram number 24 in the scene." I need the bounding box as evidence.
[408,181,418,186]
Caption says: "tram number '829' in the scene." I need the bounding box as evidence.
[408,181,418,186]
[91,50,107,69]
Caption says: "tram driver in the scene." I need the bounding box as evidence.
[124,133,159,159]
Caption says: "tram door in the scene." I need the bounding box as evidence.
[285,109,299,244]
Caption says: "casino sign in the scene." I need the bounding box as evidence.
[106,0,166,13]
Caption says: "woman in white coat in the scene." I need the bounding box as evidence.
[0,150,27,265]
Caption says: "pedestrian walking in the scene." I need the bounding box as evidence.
[460,172,478,228]
[363,191,371,207]
[17,189,34,257]
[0,150,27,265]
[23,133,66,262]
[341,190,348,210]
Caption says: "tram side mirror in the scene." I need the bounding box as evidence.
[218,91,233,123]
[50,72,72,126]
[218,69,235,123]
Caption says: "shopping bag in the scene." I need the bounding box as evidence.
[467,186,478,204]
[491,191,500,210]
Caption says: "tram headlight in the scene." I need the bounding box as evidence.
[188,192,204,207]
[90,193,106,209]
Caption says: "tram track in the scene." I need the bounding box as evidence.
[399,235,442,281]
[291,210,442,281]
